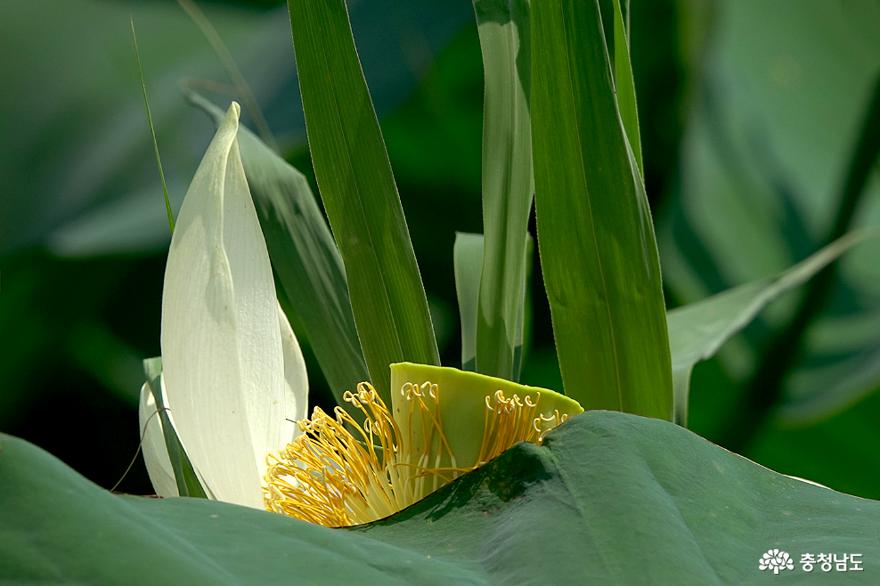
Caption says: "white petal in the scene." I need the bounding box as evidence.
[138,383,178,498]
[277,303,309,441]
[160,103,288,509]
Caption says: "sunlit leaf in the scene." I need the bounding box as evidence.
[608,0,642,175]
[531,0,672,418]
[287,0,439,398]
[472,0,533,381]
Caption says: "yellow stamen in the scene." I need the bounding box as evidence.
[263,381,571,527]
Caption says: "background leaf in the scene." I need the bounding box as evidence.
[0,0,472,257]
[288,0,439,398]
[131,17,174,233]
[530,0,672,418]
[656,0,880,488]
[453,232,484,372]
[5,412,880,582]
[668,231,877,425]
[454,232,532,378]
[471,0,533,381]
[189,92,368,401]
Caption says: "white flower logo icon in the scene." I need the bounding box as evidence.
[759,549,794,574]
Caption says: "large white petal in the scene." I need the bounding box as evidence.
[277,303,309,441]
[161,103,289,509]
[137,382,178,498]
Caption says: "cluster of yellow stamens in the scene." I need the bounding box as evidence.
[263,381,569,527]
[479,390,569,463]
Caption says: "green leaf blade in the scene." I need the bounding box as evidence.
[472,0,534,381]
[455,232,533,379]
[453,232,485,372]
[530,0,672,418]
[287,0,440,397]
[668,230,878,425]
[130,17,174,233]
[142,358,207,499]
[609,0,642,176]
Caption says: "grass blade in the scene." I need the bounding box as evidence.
[472,0,533,381]
[188,92,369,399]
[130,17,174,233]
[287,0,439,398]
[531,0,672,418]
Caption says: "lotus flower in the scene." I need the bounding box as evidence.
[139,103,308,509]
[263,361,582,526]
[139,102,583,526]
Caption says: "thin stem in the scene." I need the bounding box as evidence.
[131,17,175,233]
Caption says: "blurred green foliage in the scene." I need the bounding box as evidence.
[1,0,878,498]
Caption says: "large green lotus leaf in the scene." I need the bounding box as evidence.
[3,411,879,583]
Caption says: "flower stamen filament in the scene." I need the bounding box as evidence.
[264,371,581,527]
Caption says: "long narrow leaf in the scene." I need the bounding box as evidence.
[472,0,533,381]
[453,233,484,372]
[455,232,533,379]
[130,18,174,233]
[668,230,877,426]
[188,92,368,400]
[597,0,640,175]
[142,358,207,499]
[610,0,642,176]
[531,0,672,419]
[287,0,439,398]
[512,236,534,381]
